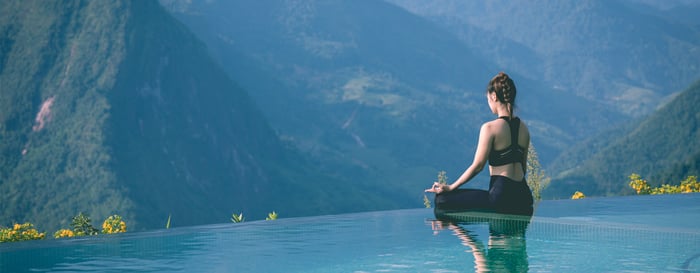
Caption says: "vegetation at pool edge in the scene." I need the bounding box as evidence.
[571,191,586,199]
[628,174,700,195]
[231,213,245,223]
[571,174,700,199]
[265,211,278,221]
[2,210,283,244]
[422,171,449,209]
[2,173,697,244]
[0,223,45,243]
[1,213,126,243]
[527,143,551,201]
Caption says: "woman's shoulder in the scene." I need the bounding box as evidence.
[481,119,502,129]
[480,118,507,136]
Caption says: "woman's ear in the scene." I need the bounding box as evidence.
[489,92,497,102]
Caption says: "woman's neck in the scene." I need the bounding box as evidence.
[495,104,511,118]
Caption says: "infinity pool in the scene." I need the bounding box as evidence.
[1,193,699,272]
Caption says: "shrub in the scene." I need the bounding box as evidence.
[629,174,700,195]
[571,191,585,199]
[527,143,551,201]
[71,212,100,236]
[0,223,46,243]
[679,176,700,193]
[102,215,127,234]
[628,173,651,195]
[54,229,75,239]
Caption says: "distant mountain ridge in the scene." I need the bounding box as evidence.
[387,0,700,117]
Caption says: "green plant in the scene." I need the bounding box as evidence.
[437,171,448,185]
[527,143,550,201]
[54,229,75,239]
[629,173,651,194]
[166,214,171,229]
[231,212,245,223]
[679,176,700,193]
[1,223,46,243]
[71,212,99,236]
[629,173,700,195]
[423,194,431,208]
[102,215,127,234]
[266,211,278,221]
[423,171,448,208]
[571,191,585,199]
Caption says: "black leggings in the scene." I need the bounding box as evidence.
[434,175,534,216]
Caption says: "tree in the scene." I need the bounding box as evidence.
[527,143,550,201]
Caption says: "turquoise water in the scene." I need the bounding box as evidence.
[1,193,699,272]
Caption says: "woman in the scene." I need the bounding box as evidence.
[425,72,534,216]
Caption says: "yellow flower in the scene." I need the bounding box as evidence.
[54,229,75,239]
[102,215,127,234]
[1,223,44,242]
[571,191,585,199]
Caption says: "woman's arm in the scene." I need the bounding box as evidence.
[449,122,493,190]
[427,122,493,193]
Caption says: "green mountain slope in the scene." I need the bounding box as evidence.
[546,80,700,197]
[0,0,392,232]
[0,0,135,232]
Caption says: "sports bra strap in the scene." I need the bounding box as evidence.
[499,116,520,147]
[509,118,520,150]
[497,116,526,173]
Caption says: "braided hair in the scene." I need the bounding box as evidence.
[487,72,517,118]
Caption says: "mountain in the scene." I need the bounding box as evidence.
[386,0,700,118]
[545,79,700,198]
[3,0,696,232]
[0,0,392,232]
[159,0,629,202]
[0,0,136,231]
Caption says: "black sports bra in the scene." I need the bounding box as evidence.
[488,116,526,170]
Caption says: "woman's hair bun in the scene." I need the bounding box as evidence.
[489,72,516,105]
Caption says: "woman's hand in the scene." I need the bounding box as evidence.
[425,182,449,194]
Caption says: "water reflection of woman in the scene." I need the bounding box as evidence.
[431,214,531,272]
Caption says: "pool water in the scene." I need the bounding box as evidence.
[1,193,699,272]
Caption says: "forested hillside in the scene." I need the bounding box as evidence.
[0,0,392,232]
[546,80,700,197]
[0,0,136,232]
